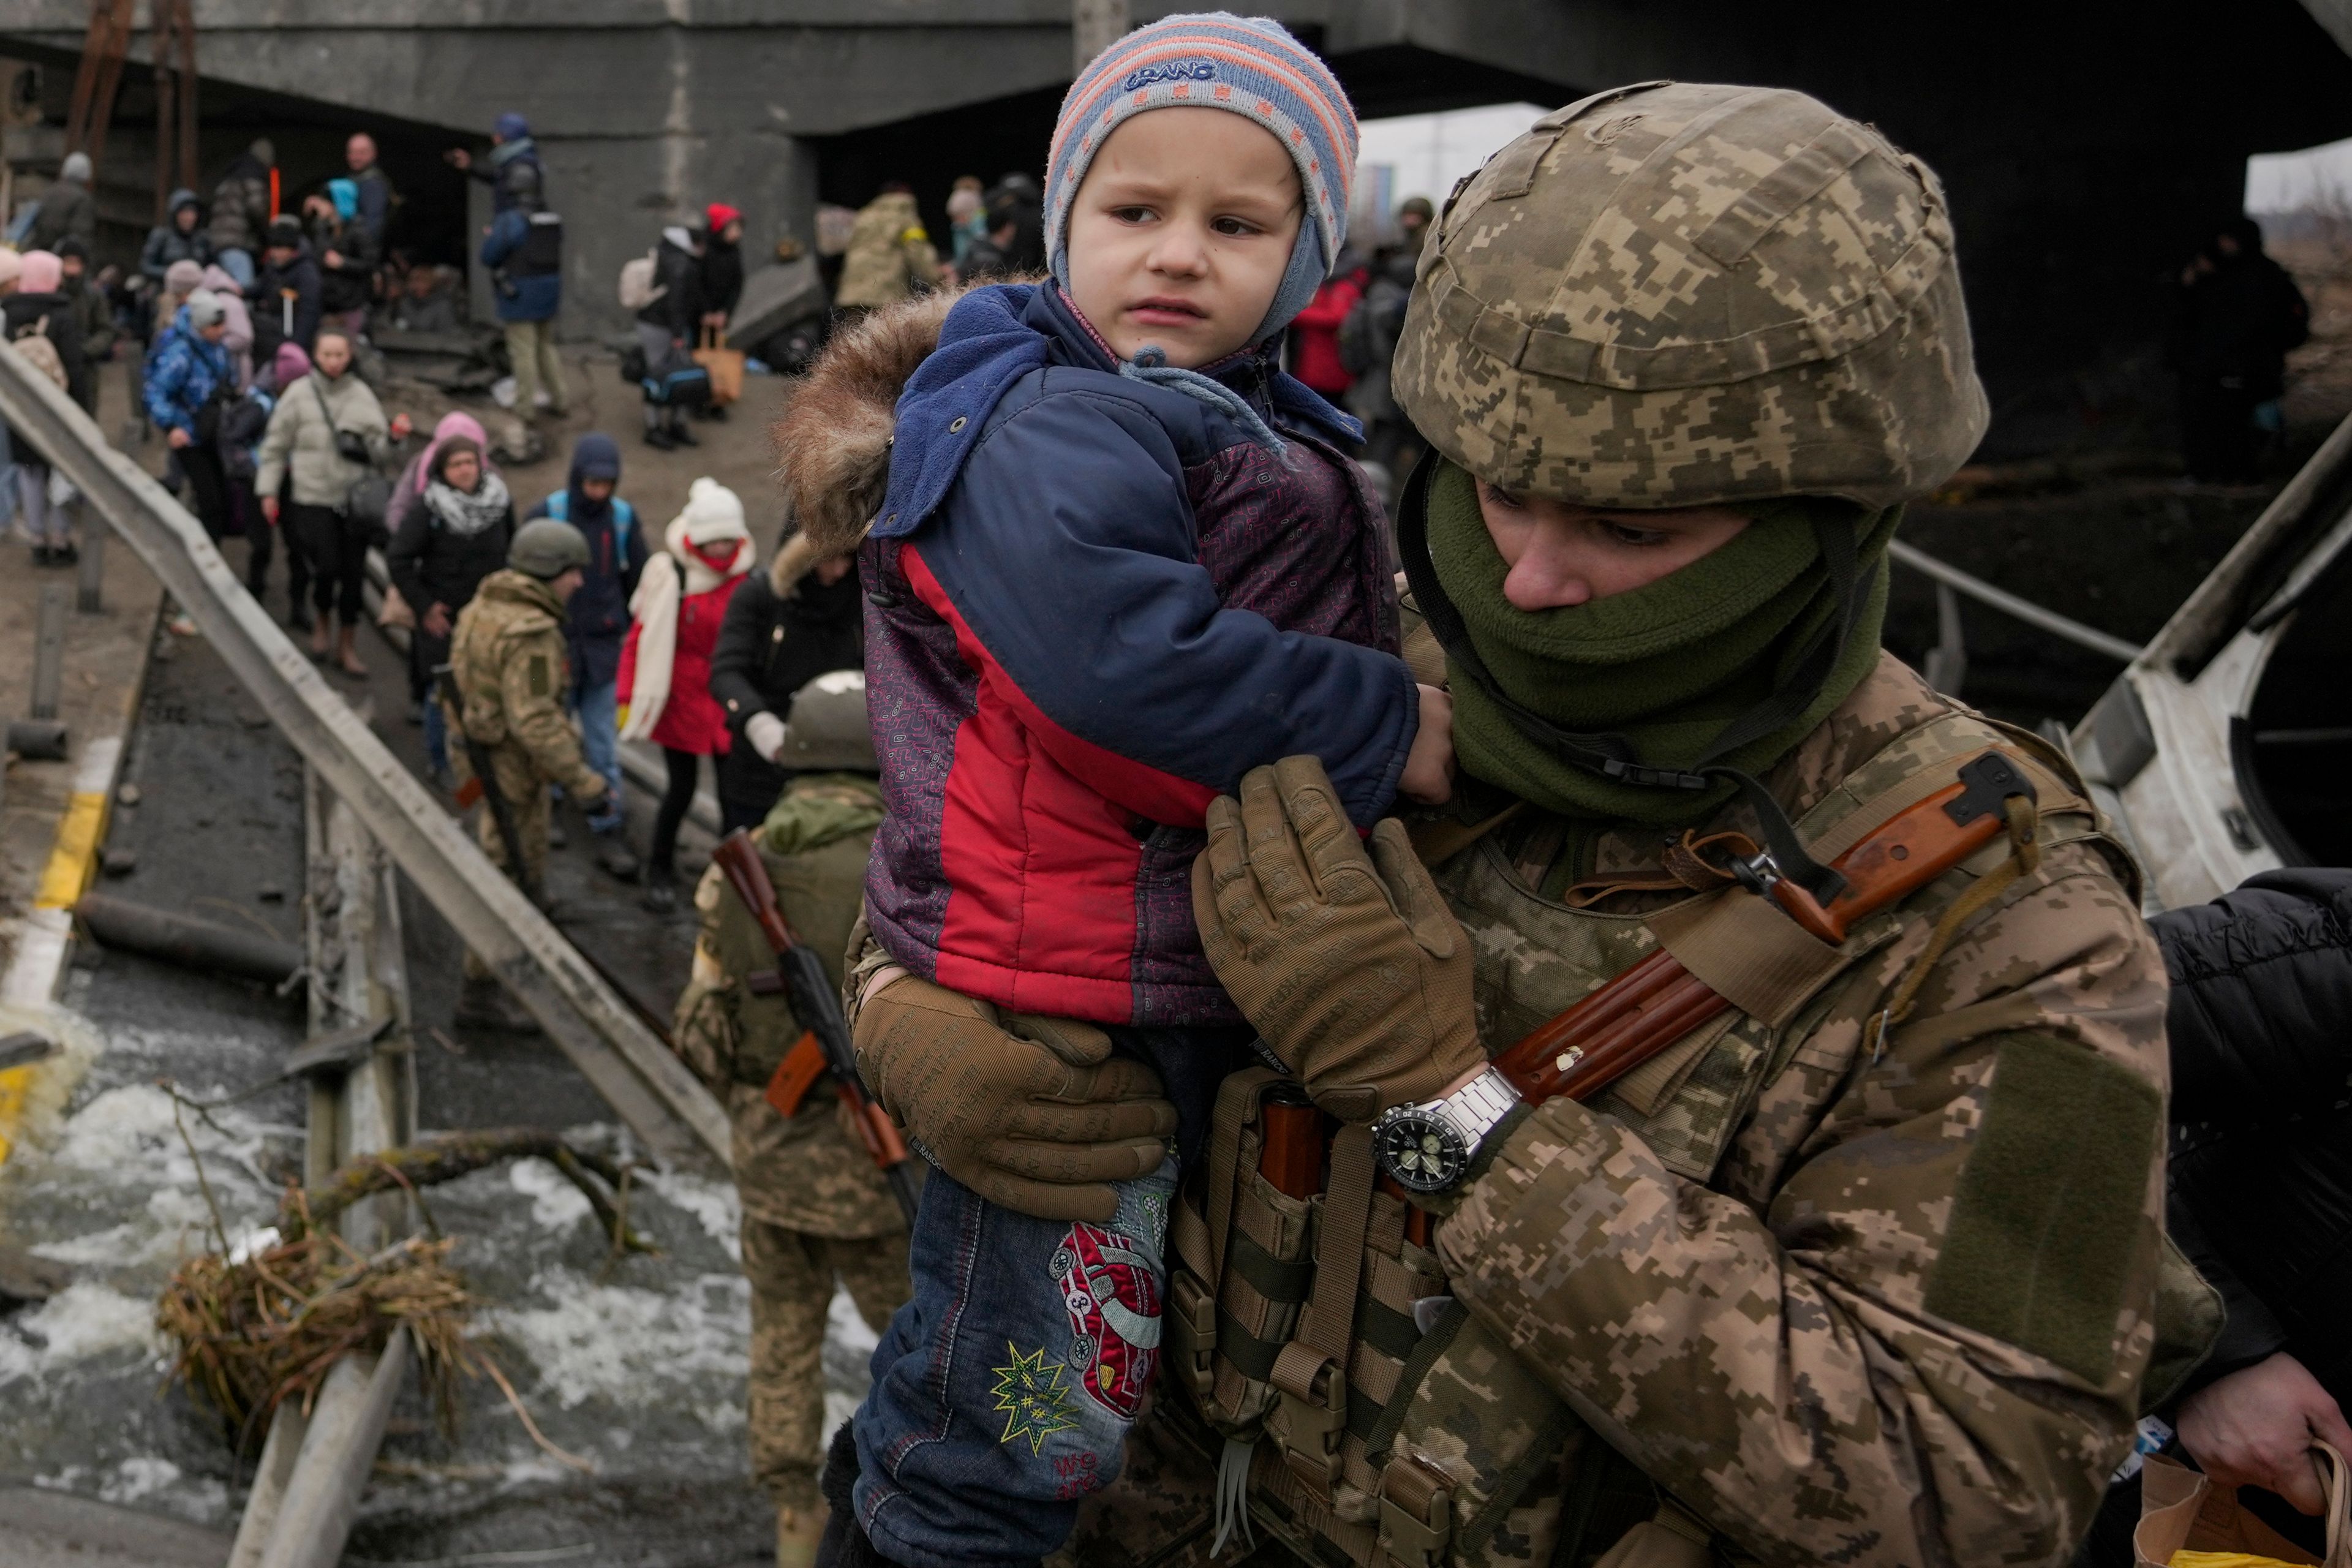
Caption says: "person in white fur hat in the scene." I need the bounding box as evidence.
[619,475,754,909]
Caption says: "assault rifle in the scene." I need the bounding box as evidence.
[710,829,921,1224]
[1493,752,2040,1106]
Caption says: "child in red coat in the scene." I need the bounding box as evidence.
[618,476,753,909]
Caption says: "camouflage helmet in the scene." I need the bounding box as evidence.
[1392,82,1989,511]
[777,670,875,772]
[507,518,590,579]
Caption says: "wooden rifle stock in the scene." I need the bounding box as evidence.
[1492,755,2035,1107]
[714,829,921,1224]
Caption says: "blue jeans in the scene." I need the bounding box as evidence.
[568,679,624,830]
[423,698,450,777]
[851,1023,1251,1568]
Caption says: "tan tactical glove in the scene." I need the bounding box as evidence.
[853,974,1178,1223]
[1193,755,1485,1122]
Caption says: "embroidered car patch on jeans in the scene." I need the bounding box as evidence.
[1052,1222,1163,1419]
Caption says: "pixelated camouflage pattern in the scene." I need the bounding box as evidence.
[1392,83,1989,511]
[834,191,944,310]
[742,1215,910,1510]
[1080,654,2173,1567]
[444,568,608,805]
[1425,653,2174,1567]
[670,775,905,1240]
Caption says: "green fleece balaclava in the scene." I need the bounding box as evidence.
[1419,457,1896,829]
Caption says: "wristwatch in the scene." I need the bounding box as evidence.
[1370,1068,1521,1194]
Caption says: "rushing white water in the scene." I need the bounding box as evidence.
[0,1000,872,1551]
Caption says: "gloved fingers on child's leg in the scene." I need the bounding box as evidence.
[1003,1084,1175,1145]
[987,1127,1169,1185]
[960,1163,1126,1225]
[1000,1010,1112,1068]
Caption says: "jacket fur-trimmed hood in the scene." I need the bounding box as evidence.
[772,284,976,560]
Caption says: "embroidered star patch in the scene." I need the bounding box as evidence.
[990,1341,1079,1455]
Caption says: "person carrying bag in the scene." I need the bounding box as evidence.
[2135,1444,2351,1567]
[256,325,407,674]
[693,323,744,407]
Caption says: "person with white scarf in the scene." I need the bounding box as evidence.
[618,476,754,909]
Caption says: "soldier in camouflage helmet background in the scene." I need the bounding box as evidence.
[444,518,611,1032]
[670,669,911,1568]
[854,82,2205,1568]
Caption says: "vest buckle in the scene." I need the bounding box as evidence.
[1166,1272,1218,1401]
[1378,1453,1453,1568]
[1268,1345,1347,1488]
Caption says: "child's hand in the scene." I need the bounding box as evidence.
[1399,684,1455,805]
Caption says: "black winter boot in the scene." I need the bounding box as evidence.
[813,1424,898,1568]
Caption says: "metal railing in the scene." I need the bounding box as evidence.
[0,342,727,1170]
[1887,538,2146,667]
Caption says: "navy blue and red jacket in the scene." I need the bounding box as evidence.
[861,283,1414,1025]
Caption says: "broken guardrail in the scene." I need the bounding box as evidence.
[0,341,728,1170]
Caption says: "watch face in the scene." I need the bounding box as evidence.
[1375,1110,1468,1194]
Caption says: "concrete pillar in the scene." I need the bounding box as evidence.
[534,129,817,342]
[1074,0,1129,71]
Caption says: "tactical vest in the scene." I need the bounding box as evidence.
[1159,705,2122,1568]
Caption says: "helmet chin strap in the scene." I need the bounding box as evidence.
[1395,451,1862,907]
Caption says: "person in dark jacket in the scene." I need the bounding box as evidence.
[252,216,323,366]
[344,133,395,249]
[525,432,646,850]
[2169,216,2310,484]
[707,529,863,832]
[2075,867,2352,1567]
[141,187,216,284]
[208,140,276,289]
[447,112,546,217]
[635,224,704,451]
[693,203,744,425]
[57,239,116,412]
[387,435,516,786]
[7,250,93,563]
[28,152,97,255]
[307,181,379,335]
[481,195,567,426]
[980,171,1045,274]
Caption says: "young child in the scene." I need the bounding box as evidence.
[793,15,1451,1567]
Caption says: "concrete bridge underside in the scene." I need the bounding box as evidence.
[4,0,2351,454]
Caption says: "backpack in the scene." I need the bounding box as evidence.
[541,490,635,559]
[10,314,67,393]
[617,248,666,311]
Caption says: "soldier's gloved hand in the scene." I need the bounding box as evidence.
[1193,755,1485,1123]
[853,974,1178,1223]
[744,711,788,763]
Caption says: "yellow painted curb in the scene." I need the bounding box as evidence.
[0,790,108,1167]
[34,790,110,911]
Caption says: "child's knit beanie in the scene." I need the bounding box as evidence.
[1046,12,1356,347]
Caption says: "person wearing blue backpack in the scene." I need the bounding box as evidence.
[527,432,645,860]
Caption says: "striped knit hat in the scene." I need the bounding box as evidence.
[1047,12,1357,345]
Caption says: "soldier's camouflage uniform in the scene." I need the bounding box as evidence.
[445,568,609,978]
[671,773,911,1513]
[1058,82,2206,1568]
[834,191,942,312]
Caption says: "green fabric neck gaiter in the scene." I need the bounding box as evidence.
[1422,458,1896,826]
